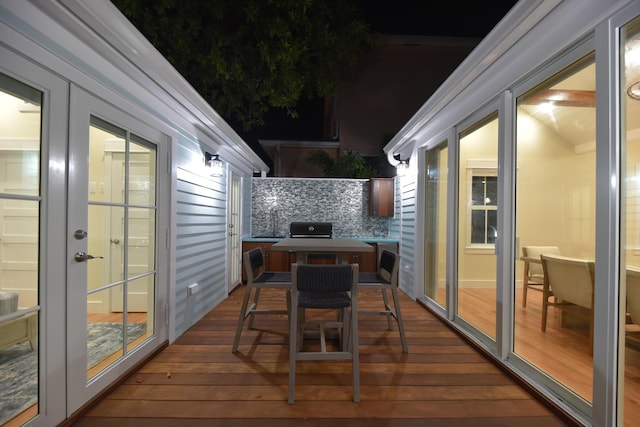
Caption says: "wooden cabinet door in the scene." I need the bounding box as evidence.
[265,245,292,271]
[369,178,395,217]
[349,243,377,272]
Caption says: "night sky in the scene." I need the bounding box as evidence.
[361,1,519,38]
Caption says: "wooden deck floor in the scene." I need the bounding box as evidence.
[70,287,575,426]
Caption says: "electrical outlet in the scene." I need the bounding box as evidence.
[187,282,199,296]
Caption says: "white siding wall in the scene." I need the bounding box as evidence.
[174,165,228,337]
[398,174,417,298]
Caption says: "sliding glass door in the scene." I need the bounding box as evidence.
[513,53,596,408]
[455,113,499,341]
[621,16,640,426]
[424,140,448,308]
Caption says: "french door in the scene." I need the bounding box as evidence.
[228,170,242,293]
[0,47,68,426]
[67,86,169,414]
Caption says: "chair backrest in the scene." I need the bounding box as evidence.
[378,250,400,285]
[0,291,19,316]
[627,267,640,324]
[541,254,594,309]
[294,264,355,293]
[523,246,561,277]
[243,248,265,282]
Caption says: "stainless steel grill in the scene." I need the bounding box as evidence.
[289,222,332,238]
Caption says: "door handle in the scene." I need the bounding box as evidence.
[74,251,104,262]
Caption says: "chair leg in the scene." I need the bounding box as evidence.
[588,311,594,356]
[247,288,262,329]
[380,288,393,330]
[351,298,360,402]
[288,298,299,404]
[541,297,548,332]
[390,287,408,353]
[232,285,254,352]
[341,307,350,352]
[297,307,305,352]
[523,282,528,307]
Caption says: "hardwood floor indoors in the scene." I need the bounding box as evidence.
[69,286,576,427]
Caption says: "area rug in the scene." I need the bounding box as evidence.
[0,322,146,424]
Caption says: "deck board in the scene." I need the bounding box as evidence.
[70,287,574,426]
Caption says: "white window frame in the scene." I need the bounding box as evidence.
[466,160,497,254]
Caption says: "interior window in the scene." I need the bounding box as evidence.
[470,173,497,245]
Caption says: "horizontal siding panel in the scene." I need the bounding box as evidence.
[176,233,225,248]
[176,202,225,215]
[176,193,225,210]
[176,223,226,236]
[175,241,225,266]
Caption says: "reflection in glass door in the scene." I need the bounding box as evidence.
[513,54,595,405]
[456,114,499,340]
[85,117,156,379]
[424,141,448,308]
[0,74,41,425]
[621,16,640,426]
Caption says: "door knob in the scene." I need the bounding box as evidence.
[74,251,104,262]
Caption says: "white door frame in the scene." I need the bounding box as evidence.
[66,85,171,414]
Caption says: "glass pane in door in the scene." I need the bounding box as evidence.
[621,16,640,426]
[0,74,41,425]
[456,115,498,340]
[424,141,448,308]
[513,54,595,403]
[86,117,155,380]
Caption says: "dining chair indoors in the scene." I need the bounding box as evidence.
[521,245,561,307]
[358,249,408,353]
[232,247,292,353]
[626,266,640,325]
[288,263,360,404]
[541,254,595,355]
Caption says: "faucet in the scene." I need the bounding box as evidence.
[269,208,278,236]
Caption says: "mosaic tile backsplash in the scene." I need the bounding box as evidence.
[251,178,395,238]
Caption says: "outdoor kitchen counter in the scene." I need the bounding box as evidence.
[243,237,399,244]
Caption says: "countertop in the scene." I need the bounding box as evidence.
[243,236,398,244]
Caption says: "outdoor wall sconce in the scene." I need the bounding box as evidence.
[205,151,224,176]
[394,154,409,174]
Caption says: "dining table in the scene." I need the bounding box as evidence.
[271,237,374,264]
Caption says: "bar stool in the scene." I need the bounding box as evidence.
[288,263,360,403]
[232,247,291,352]
[358,250,408,353]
